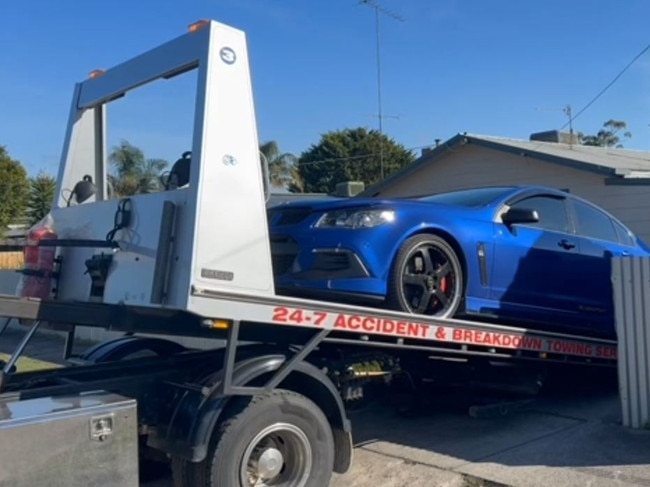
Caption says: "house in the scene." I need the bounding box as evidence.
[361,131,650,243]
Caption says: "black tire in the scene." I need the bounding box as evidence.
[173,389,334,487]
[387,234,463,318]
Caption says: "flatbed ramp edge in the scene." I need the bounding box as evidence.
[0,290,617,367]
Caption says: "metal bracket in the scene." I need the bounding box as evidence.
[212,320,329,397]
[0,320,42,392]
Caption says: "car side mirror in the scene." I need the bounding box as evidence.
[502,207,539,225]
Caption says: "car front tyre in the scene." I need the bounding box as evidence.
[387,234,463,318]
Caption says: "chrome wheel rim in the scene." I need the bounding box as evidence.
[240,422,312,486]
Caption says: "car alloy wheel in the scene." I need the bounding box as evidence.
[388,234,463,317]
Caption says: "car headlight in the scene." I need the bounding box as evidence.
[315,209,396,229]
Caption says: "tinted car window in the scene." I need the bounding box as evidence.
[509,196,569,233]
[613,219,635,247]
[418,187,514,207]
[573,200,618,243]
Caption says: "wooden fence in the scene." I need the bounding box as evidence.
[0,245,24,270]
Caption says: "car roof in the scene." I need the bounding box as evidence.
[407,185,569,207]
[407,184,565,199]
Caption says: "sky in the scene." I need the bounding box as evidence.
[1,0,649,176]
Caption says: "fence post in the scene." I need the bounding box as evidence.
[612,256,650,429]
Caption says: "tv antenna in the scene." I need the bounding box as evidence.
[535,104,575,145]
[562,104,574,137]
[359,0,404,180]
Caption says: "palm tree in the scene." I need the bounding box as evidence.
[108,140,168,197]
[26,173,56,224]
[259,141,303,191]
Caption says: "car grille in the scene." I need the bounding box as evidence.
[272,254,296,275]
[269,235,299,275]
[267,208,312,226]
[313,252,350,271]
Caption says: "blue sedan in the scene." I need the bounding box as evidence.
[268,185,650,338]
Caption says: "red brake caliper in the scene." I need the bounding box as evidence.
[439,274,448,294]
[433,264,448,308]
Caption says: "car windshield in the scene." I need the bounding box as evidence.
[416,187,514,207]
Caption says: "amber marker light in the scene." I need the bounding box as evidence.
[89,69,106,80]
[188,20,210,33]
[211,320,230,330]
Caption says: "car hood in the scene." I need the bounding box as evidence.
[267,196,494,220]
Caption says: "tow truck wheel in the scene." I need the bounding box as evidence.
[173,389,334,487]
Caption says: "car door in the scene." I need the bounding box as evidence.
[568,199,633,333]
[490,194,582,325]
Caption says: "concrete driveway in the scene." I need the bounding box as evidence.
[143,376,650,487]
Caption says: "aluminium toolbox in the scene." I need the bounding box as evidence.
[0,390,138,487]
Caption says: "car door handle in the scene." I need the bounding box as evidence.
[558,239,576,250]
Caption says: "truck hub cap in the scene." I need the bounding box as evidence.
[241,422,312,486]
[252,447,283,479]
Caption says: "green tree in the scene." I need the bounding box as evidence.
[296,128,415,194]
[259,141,303,191]
[0,146,29,236]
[579,119,632,148]
[26,173,56,225]
[108,140,168,197]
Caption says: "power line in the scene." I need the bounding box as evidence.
[292,142,432,168]
[0,143,432,180]
[561,41,650,130]
[295,56,650,173]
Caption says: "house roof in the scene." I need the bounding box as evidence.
[361,133,650,197]
[471,134,650,173]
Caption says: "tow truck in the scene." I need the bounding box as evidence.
[0,19,618,486]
